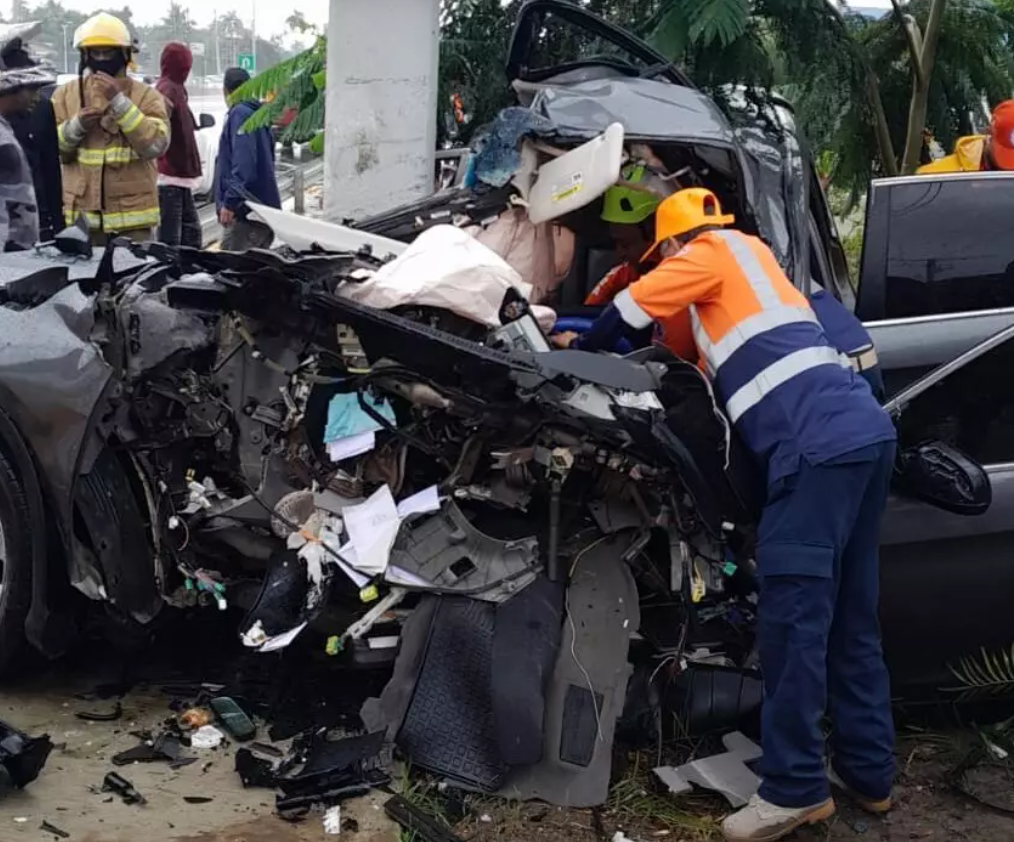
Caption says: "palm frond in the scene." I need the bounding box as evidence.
[944,644,1014,703]
[686,0,751,48]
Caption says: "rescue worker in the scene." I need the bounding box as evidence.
[554,188,897,842]
[585,165,662,306]
[0,36,57,250]
[52,12,169,245]
[917,100,1014,173]
[809,283,884,401]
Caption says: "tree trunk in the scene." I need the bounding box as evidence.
[901,0,947,174]
[866,67,899,178]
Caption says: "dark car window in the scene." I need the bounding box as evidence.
[878,178,1014,319]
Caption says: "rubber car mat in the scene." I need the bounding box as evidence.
[498,534,640,807]
[360,596,440,741]
[491,575,565,766]
[396,597,508,791]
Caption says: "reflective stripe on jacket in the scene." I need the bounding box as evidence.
[52,77,168,233]
[614,229,896,483]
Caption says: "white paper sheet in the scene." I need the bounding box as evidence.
[339,486,401,575]
[396,485,441,519]
[385,565,432,588]
[327,431,376,463]
[259,622,308,652]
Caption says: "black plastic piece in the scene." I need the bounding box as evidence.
[102,771,145,804]
[0,718,52,790]
[240,550,310,642]
[235,748,277,788]
[0,266,71,308]
[384,795,464,842]
[210,697,257,742]
[662,664,763,739]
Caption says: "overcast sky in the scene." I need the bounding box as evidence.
[3,0,895,44]
[5,0,330,42]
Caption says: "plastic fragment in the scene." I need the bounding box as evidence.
[324,805,341,834]
[191,725,225,750]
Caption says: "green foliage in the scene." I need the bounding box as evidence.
[945,644,1014,702]
[230,37,326,144]
[686,0,750,48]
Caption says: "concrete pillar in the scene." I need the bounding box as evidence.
[324,0,441,222]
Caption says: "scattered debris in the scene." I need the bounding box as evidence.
[183,796,214,804]
[210,697,256,742]
[40,820,70,839]
[179,708,213,730]
[235,748,277,789]
[112,733,181,766]
[323,804,341,835]
[102,771,146,805]
[0,718,53,790]
[654,731,763,808]
[75,702,123,722]
[250,742,284,759]
[191,725,226,750]
[385,795,464,842]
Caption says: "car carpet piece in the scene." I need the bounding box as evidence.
[491,575,565,766]
[498,533,640,807]
[395,597,507,791]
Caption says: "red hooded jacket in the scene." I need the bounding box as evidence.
[156,43,202,180]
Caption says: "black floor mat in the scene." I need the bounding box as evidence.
[492,576,565,766]
[396,597,508,791]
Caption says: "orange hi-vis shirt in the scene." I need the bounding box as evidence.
[584,262,697,362]
[612,229,896,483]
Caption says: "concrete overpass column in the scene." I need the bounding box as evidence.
[323,0,441,221]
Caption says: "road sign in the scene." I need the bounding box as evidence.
[238,53,255,73]
[190,42,206,57]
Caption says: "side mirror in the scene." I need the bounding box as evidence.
[198,113,215,130]
[894,441,992,516]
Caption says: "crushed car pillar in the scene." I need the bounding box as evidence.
[323,0,440,220]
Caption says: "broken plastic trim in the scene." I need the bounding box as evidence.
[0,718,52,790]
[388,500,540,602]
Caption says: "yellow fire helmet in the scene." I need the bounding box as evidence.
[73,12,134,51]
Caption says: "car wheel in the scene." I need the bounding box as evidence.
[0,446,35,676]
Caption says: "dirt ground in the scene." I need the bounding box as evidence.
[0,627,1011,842]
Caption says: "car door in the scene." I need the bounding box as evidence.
[875,323,1014,691]
[858,172,1014,397]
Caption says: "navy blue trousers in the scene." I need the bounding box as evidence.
[756,441,896,808]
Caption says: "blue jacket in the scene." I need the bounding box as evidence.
[808,287,884,402]
[215,100,281,217]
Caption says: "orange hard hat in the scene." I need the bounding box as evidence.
[641,187,735,262]
[990,100,1014,170]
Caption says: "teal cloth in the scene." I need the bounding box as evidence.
[324,392,397,444]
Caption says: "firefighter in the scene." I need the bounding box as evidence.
[554,188,897,842]
[52,12,169,244]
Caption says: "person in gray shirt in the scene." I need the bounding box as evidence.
[0,37,58,251]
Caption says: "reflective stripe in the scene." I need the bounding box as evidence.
[713,230,782,310]
[849,346,879,373]
[76,146,141,167]
[65,207,160,231]
[725,346,848,423]
[614,287,654,329]
[695,305,819,376]
[117,103,145,133]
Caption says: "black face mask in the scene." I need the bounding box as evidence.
[85,53,126,77]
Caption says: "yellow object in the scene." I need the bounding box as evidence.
[643,188,735,262]
[53,77,169,234]
[73,12,134,50]
[359,585,379,603]
[916,135,985,174]
[325,635,342,656]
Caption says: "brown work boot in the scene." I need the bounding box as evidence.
[722,794,836,842]
[827,765,892,814]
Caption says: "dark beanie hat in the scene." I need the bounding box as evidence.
[224,66,250,94]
